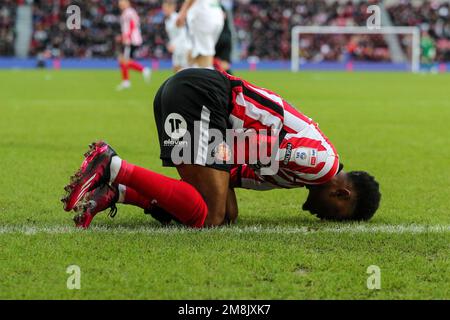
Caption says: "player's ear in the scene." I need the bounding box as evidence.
[333,188,351,200]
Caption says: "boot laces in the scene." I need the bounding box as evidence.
[108,204,118,218]
[106,184,119,218]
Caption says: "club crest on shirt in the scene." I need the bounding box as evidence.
[213,142,232,162]
[293,148,318,167]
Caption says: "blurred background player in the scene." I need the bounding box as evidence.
[162,0,191,72]
[117,0,151,90]
[214,4,233,74]
[421,30,437,73]
[176,0,224,69]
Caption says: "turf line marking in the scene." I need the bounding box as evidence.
[0,224,448,235]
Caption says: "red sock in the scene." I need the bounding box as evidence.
[120,62,129,80]
[122,186,151,210]
[128,60,144,72]
[115,161,207,228]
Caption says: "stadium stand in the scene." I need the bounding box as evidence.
[0,0,16,56]
[0,0,449,65]
[387,1,450,62]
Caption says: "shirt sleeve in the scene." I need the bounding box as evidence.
[278,128,340,185]
[230,165,282,191]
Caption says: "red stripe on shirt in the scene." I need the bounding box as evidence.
[281,137,327,152]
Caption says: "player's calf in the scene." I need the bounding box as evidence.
[64,142,207,227]
[112,159,208,228]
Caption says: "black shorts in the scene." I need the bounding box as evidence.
[122,44,139,59]
[153,68,233,171]
[215,33,232,63]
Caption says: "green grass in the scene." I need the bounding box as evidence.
[0,70,449,299]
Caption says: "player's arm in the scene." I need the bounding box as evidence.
[226,163,291,225]
[176,0,195,27]
[121,16,131,45]
[230,165,279,191]
[127,18,137,43]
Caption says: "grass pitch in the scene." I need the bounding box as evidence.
[0,70,449,299]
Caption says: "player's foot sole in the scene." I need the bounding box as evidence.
[61,141,117,212]
[72,184,119,229]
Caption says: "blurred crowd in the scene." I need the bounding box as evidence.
[28,0,166,58]
[234,0,449,62]
[0,0,16,56]
[387,1,450,62]
[0,0,449,62]
[234,0,376,61]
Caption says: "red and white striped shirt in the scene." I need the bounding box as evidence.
[224,72,340,189]
[120,7,143,46]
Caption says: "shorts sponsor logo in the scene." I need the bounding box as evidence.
[163,139,188,147]
[164,113,187,140]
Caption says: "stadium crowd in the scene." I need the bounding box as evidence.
[28,0,166,58]
[387,1,450,62]
[0,0,16,56]
[0,0,449,62]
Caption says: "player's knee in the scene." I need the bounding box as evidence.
[184,198,225,228]
[206,216,225,227]
[204,207,226,227]
[225,208,238,225]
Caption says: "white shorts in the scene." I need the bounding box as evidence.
[187,8,224,58]
[172,47,189,68]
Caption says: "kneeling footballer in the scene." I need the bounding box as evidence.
[62,69,381,228]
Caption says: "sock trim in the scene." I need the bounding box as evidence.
[110,156,123,183]
[117,184,126,203]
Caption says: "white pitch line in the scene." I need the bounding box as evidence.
[0,224,449,235]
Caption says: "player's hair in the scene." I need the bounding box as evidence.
[348,171,381,221]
